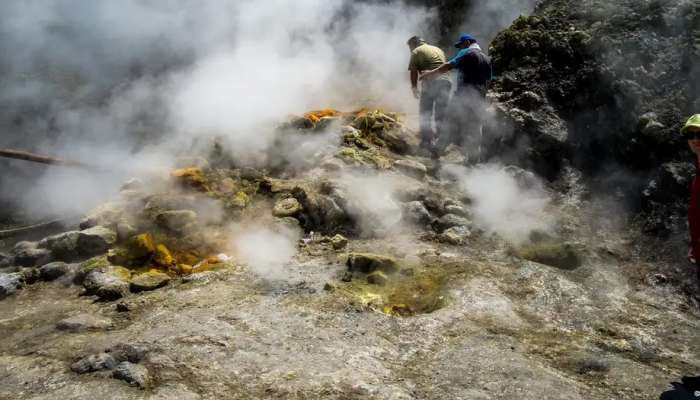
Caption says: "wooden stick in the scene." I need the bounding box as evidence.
[0,218,74,239]
[0,148,87,167]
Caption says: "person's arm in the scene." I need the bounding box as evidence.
[410,69,418,88]
[419,63,453,80]
[410,69,420,98]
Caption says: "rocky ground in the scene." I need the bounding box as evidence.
[1,109,699,399]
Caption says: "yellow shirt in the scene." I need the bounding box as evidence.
[408,43,450,81]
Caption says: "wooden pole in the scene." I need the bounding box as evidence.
[0,148,87,168]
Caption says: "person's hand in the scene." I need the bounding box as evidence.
[411,87,420,99]
[688,248,696,265]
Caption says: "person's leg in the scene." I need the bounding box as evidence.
[437,90,464,153]
[461,89,487,165]
[418,83,437,148]
[433,80,452,153]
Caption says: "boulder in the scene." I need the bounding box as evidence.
[56,314,113,332]
[83,267,131,301]
[347,253,398,274]
[80,202,125,230]
[109,344,147,364]
[12,241,51,267]
[330,234,348,250]
[116,221,138,242]
[77,226,117,257]
[439,226,472,245]
[155,210,198,232]
[396,187,446,215]
[432,214,471,232]
[75,255,114,284]
[112,361,149,388]
[123,233,157,261]
[19,267,40,284]
[0,273,22,299]
[401,201,431,225]
[39,231,80,261]
[71,353,119,374]
[39,227,115,261]
[444,204,469,217]
[39,262,70,281]
[130,271,170,293]
[393,159,427,180]
[272,197,302,217]
[153,244,174,267]
[0,252,11,269]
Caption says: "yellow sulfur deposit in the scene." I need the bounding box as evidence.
[125,233,156,260]
[303,109,339,123]
[171,167,209,191]
[231,191,250,208]
[154,244,174,267]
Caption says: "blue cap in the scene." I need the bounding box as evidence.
[454,34,476,48]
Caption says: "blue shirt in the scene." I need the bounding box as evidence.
[448,46,492,93]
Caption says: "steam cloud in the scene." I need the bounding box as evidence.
[445,163,555,244]
[232,225,301,280]
[0,0,435,219]
[459,0,538,44]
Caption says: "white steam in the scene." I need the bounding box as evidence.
[231,225,301,280]
[446,163,555,244]
[0,0,434,219]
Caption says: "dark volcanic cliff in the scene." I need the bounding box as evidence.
[487,0,699,234]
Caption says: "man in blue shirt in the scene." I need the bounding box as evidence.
[421,34,492,162]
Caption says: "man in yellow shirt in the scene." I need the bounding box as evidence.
[407,36,452,156]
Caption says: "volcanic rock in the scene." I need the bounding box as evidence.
[347,253,398,274]
[71,353,119,374]
[0,273,22,299]
[116,221,138,241]
[39,261,70,281]
[0,252,10,269]
[130,271,170,293]
[19,267,40,284]
[401,201,431,225]
[112,361,149,388]
[330,234,348,250]
[123,233,157,260]
[432,214,471,233]
[77,226,117,256]
[394,159,427,180]
[12,241,52,267]
[439,226,472,245]
[56,314,113,332]
[109,344,147,363]
[444,204,469,218]
[153,244,174,267]
[155,209,198,232]
[80,202,125,230]
[39,231,80,260]
[272,197,302,217]
[83,267,131,300]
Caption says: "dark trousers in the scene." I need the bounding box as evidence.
[440,85,487,162]
[419,79,451,146]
